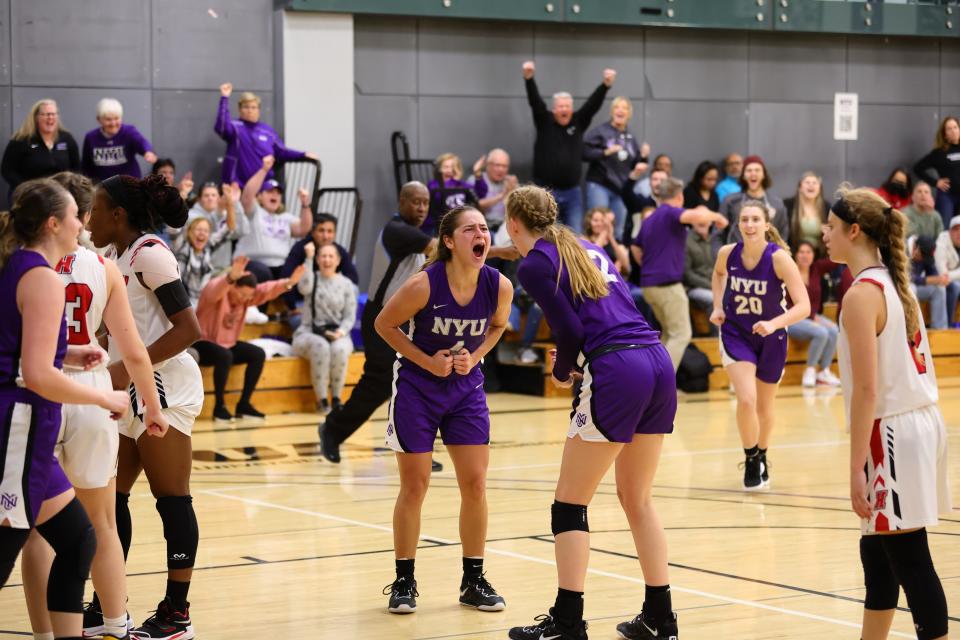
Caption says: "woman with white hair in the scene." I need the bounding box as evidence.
[1,99,80,195]
[81,97,157,182]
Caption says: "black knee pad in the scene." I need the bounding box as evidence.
[881,529,948,640]
[0,526,30,588]
[551,501,589,536]
[36,498,96,613]
[860,535,899,610]
[156,496,199,570]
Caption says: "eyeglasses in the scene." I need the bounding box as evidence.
[38,113,58,118]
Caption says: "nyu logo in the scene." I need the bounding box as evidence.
[386,424,394,436]
[431,317,487,337]
[1,492,18,510]
[728,276,767,296]
[575,412,587,428]
[92,146,128,167]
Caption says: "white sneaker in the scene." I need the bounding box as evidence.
[245,306,269,325]
[816,369,842,386]
[518,347,539,364]
[801,366,817,388]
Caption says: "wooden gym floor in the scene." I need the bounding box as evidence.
[1,382,958,639]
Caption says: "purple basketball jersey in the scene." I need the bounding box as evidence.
[722,242,786,331]
[400,262,500,381]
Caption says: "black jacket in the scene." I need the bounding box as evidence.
[1,132,81,193]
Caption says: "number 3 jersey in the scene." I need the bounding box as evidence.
[722,242,787,334]
[55,246,108,351]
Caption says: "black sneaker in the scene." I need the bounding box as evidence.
[82,601,133,638]
[432,458,443,472]
[508,609,588,640]
[616,611,678,639]
[318,422,341,463]
[235,403,265,423]
[331,396,342,411]
[459,573,506,611]
[740,453,763,491]
[318,398,330,415]
[759,451,770,487]
[212,405,233,424]
[384,575,418,614]
[129,597,194,639]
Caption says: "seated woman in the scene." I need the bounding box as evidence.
[582,206,629,274]
[784,172,829,255]
[682,160,720,211]
[176,208,238,307]
[194,255,305,422]
[173,181,244,270]
[292,243,357,414]
[785,241,841,387]
[426,153,488,235]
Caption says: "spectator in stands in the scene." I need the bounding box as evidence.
[468,148,517,232]
[172,182,244,270]
[719,155,788,244]
[81,98,157,181]
[215,82,316,186]
[194,255,305,423]
[319,181,437,464]
[426,152,488,235]
[1,99,80,196]
[523,60,615,232]
[682,160,720,211]
[784,172,828,254]
[292,242,357,414]
[903,181,944,240]
[914,115,960,228]
[785,241,841,387]
[684,220,715,327]
[632,177,728,370]
[875,167,913,210]
[283,213,359,287]
[152,157,194,203]
[583,97,648,237]
[176,199,238,307]
[237,155,312,284]
[583,206,629,274]
[935,215,960,325]
[910,235,949,329]
[715,152,743,203]
[635,153,672,200]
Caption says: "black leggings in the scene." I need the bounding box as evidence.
[193,340,265,407]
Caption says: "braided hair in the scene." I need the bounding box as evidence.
[100,173,188,233]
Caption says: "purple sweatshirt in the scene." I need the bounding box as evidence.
[215,96,306,186]
[81,124,152,181]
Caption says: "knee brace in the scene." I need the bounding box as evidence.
[156,496,199,570]
[551,501,589,536]
[881,529,948,640]
[0,526,30,588]
[860,535,899,610]
[36,498,96,613]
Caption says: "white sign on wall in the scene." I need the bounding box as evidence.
[834,92,859,141]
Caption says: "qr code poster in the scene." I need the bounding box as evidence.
[834,92,858,141]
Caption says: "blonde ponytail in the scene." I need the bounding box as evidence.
[765,226,791,254]
[0,212,17,271]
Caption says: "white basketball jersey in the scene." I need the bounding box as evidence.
[105,234,178,365]
[838,266,938,419]
[56,246,108,347]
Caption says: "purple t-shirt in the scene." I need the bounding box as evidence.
[81,124,152,181]
[215,96,306,186]
[634,203,687,287]
[518,237,660,381]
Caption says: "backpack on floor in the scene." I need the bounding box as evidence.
[676,343,712,393]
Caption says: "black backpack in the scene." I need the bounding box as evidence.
[676,343,713,393]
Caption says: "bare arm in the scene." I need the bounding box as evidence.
[241,155,274,214]
[290,188,312,237]
[630,244,642,267]
[374,272,452,377]
[766,250,811,331]
[710,244,733,325]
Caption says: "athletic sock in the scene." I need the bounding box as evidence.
[33,632,54,640]
[395,558,415,580]
[642,584,673,622]
[744,445,759,458]
[166,579,191,609]
[553,587,584,627]
[462,556,484,581]
[103,613,127,637]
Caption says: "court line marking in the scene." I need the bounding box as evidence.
[201,488,913,637]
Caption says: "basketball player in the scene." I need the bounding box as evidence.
[20,172,171,640]
[375,206,512,614]
[824,187,950,640]
[710,201,809,491]
[0,179,130,639]
[86,174,204,640]
[504,186,679,640]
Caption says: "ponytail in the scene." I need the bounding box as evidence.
[543,224,609,301]
[765,225,791,254]
[0,212,17,271]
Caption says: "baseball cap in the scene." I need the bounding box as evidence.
[260,178,282,193]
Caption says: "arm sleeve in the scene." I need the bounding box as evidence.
[525,77,548,123]
[469,175,489,200]
[575,83,610,128]
[338,246,360,285]
[339,281,358,333]
[130,126,153,155]
[214,96,237,141]
[281,239,306,278]
[581,126,606,161]
[81,136,94,177]
[914,150,942,185]
[0,139,25,187]
[207,223,231,251]
[383,222,432,256]
[297,264,314,295]
[252,279,290,306]
[517,251,585,381]
[272,126,307,163]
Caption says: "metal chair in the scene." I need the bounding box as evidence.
[316,187,363,255]
[281,157,322,218]
[391,131,435,194]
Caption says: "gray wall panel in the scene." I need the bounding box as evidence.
[848,36,940,105]
[0,86,10,200]
[532,24,644,100]
[645,30,748,101]
[846,105,940,189]
[643,101,747,185]
[748,33,846,103]
[940,49,960,106]
[0,0,9,86]
[417,19,532,97]
[748,103,843,199]
[355,16,417,96]
[11,0,150,87]
[152,0,274,91]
